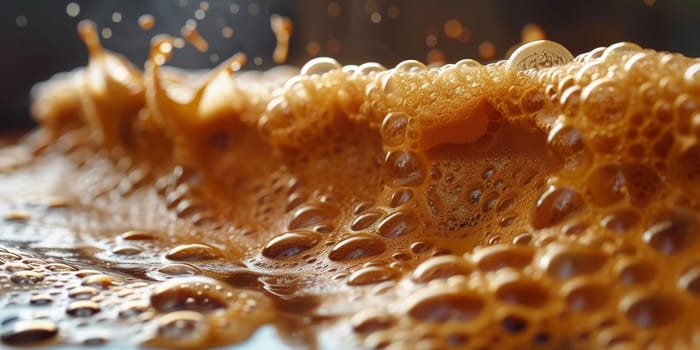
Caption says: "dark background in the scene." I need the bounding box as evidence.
[1,0,699,131]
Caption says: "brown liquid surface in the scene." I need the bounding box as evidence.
[2,26,700,349]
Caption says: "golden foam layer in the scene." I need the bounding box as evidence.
[2,22,700,349]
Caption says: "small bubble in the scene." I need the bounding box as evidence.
[15,15,28,28]
[66,2,80,17]
[101,28,112,39]
[111,12,122,23]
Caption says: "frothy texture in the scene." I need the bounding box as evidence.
[2,23,700,349]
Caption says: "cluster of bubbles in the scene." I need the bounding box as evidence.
[5,34,700,349]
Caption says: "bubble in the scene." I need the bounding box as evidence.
[531,186,585,229]
[563,279,609,312]
[347,266,395,286]
[383,150,426,188]
[157,263,201,276]
[150,277,228,313]
[29,294,53,305]
[351,211,382,231]
[0,320,58,345]
[10,271,44,285]
[165,243,222,261]
[82,274,122,289]
[390,189,414,207]
[411,256,473,283]
[328,234,386,261]
[66,300,101,317]
[622,292,681,328]
[672,144,700,194]
[69,286,99,300]
[157,310,206,340]
[618,260,655,285]
[395,60,426,73]
[381,112,409,147]
[547,124,592,177]
[642,208,698,255]
[356,62,386,75]
[495,276,549,308]
[543,245,608,279]
[586,164,625,207]
[5,262,31,272]
[351,309,394,334]
[112,245,143,255]
[474,245,534,272]
[601,210,640,233]
[521,88,545,113]
[376,211,419,238]
[300,57,341,76]
[288,204,339,230]
[118,300,151,319]
[407,289,485,323]
[678,266,700,298]
[501,315,528,333]
[262,231,321,259]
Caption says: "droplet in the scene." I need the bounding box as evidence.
[384,150,426,187]
[328,234,386,261]
[376,211,419,238]
[262,231,321,259]
[165,243,222,261]
[347,266,395,286]
[0,320,58,345]
[412,256,473,283]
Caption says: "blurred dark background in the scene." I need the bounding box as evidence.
[1,0,699,131]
